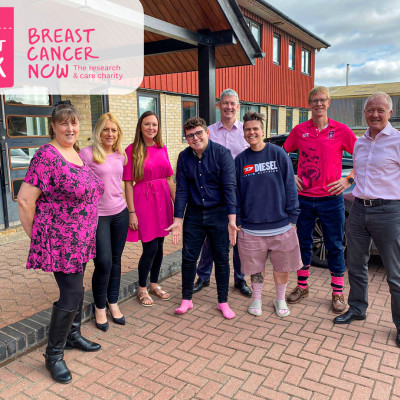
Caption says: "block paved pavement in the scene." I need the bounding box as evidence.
[0,236,177,329]
[0,233,400,399]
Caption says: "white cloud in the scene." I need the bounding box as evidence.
[266,0,400,86]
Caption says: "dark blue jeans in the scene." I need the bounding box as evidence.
[182,204,230,303]
[92,208,129,308]
[297,195,345,274]
[197,238,244,284]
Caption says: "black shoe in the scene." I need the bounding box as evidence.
[333,309,366,324]
[106,303,126,325]
[44,304,76,384]
[65,297,102,351]
[234,281,252,297]
[396,331,400,348]
[193,278,210,293]
[91,303,109,332]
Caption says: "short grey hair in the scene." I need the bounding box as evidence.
[363,91,393,112]
[220,89,239,103]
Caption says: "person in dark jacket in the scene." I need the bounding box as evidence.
[166,117,237,319]
[232,111,302,317]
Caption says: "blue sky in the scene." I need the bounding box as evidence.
[266,0,400,87]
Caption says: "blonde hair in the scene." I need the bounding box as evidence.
[132,111,163,182]
[308,86,331,103]
[92,113,124,163]
[49,101,80,152]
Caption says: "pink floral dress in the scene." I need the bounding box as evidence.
[24,144,104,274]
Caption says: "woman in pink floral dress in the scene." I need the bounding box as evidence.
[17,101,104,384]
[123,111,175,307]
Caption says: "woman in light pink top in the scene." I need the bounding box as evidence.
[123,111,175,306]
[80,113,128,332]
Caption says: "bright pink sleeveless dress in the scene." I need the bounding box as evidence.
[123,144,174,243]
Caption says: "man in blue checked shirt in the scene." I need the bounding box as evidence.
[166,117,238,319]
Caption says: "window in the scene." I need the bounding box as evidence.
[90,95,104,132]
[137,92,159,117]
[240,104,260,121]
[4,87,51,106]
[288,42,295,70]
[286,109,293,133]
[301,49,311,75]
[182,97,198,140]
[299,110,309,124]
[7,116,50,138]
[9,147,39,169]
[273,34,281,65]
[216,107,221,122]
[270,107,278,135]
[244,17,261,46]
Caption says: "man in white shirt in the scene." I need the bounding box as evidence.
[334,92,400,347]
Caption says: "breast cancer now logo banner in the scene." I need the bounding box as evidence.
[0,0,144,95]
[0,7,13,88]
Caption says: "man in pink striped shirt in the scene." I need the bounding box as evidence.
[334,92,400,347]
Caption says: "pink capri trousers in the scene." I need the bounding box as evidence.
[238,228,302,275]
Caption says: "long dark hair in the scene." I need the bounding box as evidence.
[132,111,163,181]
[49,101,80,152]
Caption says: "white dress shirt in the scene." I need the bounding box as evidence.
[353,123,400,200]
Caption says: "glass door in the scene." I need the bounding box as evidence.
[0,91,60,228]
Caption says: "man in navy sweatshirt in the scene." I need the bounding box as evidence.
[231,111,302,317]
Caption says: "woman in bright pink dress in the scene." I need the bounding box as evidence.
[123,111,175,306]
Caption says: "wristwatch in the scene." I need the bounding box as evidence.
[347,176,355,184]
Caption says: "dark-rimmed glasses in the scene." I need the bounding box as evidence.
[185,129,204,141]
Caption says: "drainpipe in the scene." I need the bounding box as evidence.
[0,96,9,229]
[164,93,168,148]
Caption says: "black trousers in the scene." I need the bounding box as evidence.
[92,208,129,308]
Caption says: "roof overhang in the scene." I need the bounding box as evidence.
[141,0,264,75]
[237,0,330,50]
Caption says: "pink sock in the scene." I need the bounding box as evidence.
[218,303,236,319]
[175,299,193,315]
[331,274,344,295]
[275,283,287,301]
[297,266,310,289]
[251,283,263,300]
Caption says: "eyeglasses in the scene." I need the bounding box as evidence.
[185,129,204,141]
[309,98,329,105]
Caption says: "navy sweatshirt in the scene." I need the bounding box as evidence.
[235,143,299,229]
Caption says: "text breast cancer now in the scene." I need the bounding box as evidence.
[27,28,99,78]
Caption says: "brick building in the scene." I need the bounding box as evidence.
[0,0,329,229]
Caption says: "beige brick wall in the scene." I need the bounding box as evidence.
[108,92,137,150]
[260,106,268,138]
[160,93,187,171]
[278,106,286,134]
[293,108,300,128]
[64,95,92,149]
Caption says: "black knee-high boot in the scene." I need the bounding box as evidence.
[65,292,101,352]
[44,304,76,384]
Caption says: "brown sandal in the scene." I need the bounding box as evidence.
[149,286,170,301]
[137,290,154,307]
